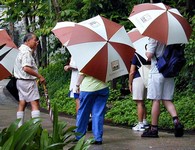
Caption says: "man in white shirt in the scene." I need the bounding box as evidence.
[141,38,183,138]
[14,32,45,127]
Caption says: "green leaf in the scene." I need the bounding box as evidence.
[40,129,49,150]
[1,136,13,150]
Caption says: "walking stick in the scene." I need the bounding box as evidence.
[43,84,53,122]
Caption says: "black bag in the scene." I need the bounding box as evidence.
[6,77,19,101]
[156,44,186,78]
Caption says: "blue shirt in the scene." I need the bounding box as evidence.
[131,53,151,78]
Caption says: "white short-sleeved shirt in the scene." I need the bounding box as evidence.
[147,38,166,74]
[14,44,38,79]
[69,58,79,93]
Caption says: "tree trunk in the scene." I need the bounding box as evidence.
[51,0,61,21]
[41,35,48,67]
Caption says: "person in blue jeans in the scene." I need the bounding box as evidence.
[75,73,109,145]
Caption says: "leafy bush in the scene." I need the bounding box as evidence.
[0,103,92,150]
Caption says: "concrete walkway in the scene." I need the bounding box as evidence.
[0,79,195,150]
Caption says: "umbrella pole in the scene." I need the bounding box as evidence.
[43,84,53,122]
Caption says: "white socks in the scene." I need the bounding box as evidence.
[143,119,148,125]
[16,110,40,128]
[31,110,40,118]
[17,111,24,128]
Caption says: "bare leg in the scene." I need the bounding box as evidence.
[30,100,40,118]
[136,100,145,122]
[30,100,40,111]
[162,100,177,117]
[151,100,161,126]
[17,100,26,127]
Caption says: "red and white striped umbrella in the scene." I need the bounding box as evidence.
[0,29,18,80]
[128,3,192,45]
[128,28,149,60]
[67,15,135,82]
[52,21,76,46]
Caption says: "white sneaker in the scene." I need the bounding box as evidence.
[132,123,145,131]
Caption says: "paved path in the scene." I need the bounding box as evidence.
[0,79,195,150]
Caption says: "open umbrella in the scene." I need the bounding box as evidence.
[128,28,149,60]
[0,29,18,80]
[52,21,76,46]
[128,3,192,45]
[66,15,135,82]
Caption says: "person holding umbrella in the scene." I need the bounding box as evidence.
[74,73,109,145]
[14,32,46,127]
[141,38,184,138]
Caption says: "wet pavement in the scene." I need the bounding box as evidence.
[0,79,195,150]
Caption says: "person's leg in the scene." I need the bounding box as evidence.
[143,104,148,125]
[162,100,177,117]
[137,101,144,122]
[141,100,160,138]
[31,100,40,118]
[17,100,26,127]
[75,98,80,113]
[76,91,93,140]
[162,100,184,137]
[151,100,160,126]
[132,100,145,131]
[92,88,109,143]
[132,77,147,131]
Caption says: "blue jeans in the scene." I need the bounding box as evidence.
[76,87,109,141]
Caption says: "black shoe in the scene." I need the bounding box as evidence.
[174,123,184,137]
[87,120,92,131]
[141,128,159,138]
[92,141,102,145]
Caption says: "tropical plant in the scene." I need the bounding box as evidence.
[0,103,92,150]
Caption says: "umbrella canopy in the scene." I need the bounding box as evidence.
[128,28,149,60]
[128,3,192,45]
[52,21,76,46]
[0,29,18,80]
[67,15,135,82]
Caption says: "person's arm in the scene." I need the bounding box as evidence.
[23,66,45,84]
[146,38,157,61]
[75,73,85,93]
[129,64,136,93]
[146,52,153,61]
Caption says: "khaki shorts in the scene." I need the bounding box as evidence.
[16,80,40,102]
[147,73,175,100]
[132,77,147,100]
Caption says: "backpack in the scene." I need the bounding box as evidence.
[156,44,186,78]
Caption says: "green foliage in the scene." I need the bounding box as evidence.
[0,103,92,150]
[51,86,76,116]
[4,0,191,131]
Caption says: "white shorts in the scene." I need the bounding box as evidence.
[17,80,40,102]
[147,73,175,100]
[132,77,147,100]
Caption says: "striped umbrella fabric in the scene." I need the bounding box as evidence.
[128,28,149,60]
[128,3,192,45]
[66,15,135,82]
[0,29,18,80]
[52,21,76,46]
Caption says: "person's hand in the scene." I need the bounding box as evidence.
[39,75,46,85]
[64,65,70,71]
[129,84,132,93]
[75,85,80,93]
